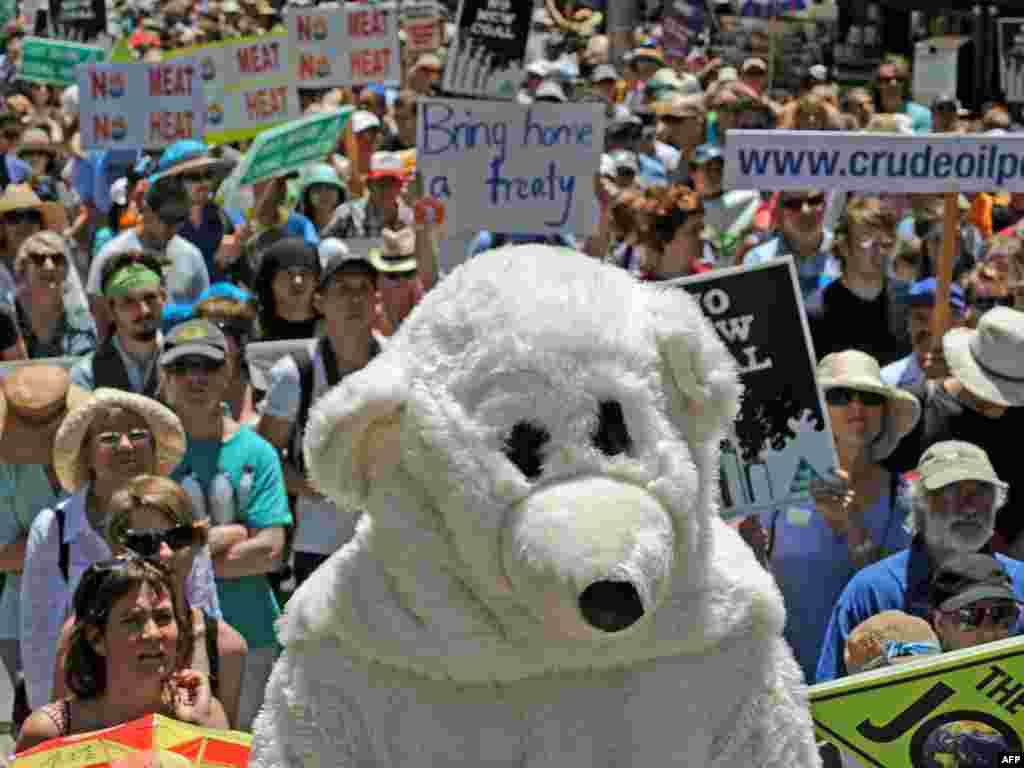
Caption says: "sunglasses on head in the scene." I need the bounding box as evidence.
[825,387,886,407]
[165,356,224,375]
[4,209,41,227]
[780,194,826,211]
[944,601,1020,631]
[121,524,198,558]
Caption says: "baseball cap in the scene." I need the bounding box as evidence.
[741,57,768,75]
[412,53,442,73]
[653,94,704,119]
[692,144,724,165]
[533,80,567,103]
[929,553,1017,612]
[160,319,228,366]
[367,151,407,180]
[809,64,829,82]
[906,277,966,313]
[591,64,619,84]
[610,150,639,175]
[717,66,738,83]
[351,110,381,135]
[917,440,1007,492]
[319,241,377,289]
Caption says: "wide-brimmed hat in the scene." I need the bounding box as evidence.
[151,140,235,184]
[816,349,921,461]
[17,128,62,159]
[53,388,186,493]
[369,227,417,274]
[0,183,68,232]
[944,307,1024,408]
[0,364,91,465]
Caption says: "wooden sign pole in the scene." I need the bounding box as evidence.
[932,190,959,350]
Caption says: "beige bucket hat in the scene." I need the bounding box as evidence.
[53,388,186,493]
[0,365,91,465]
[943,306,1024,408]
[816,349,922,461]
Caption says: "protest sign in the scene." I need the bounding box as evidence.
[416,98,604,237]
[1000,19,1024,103]
[12,713,251,767]
[441,0,531,99]
[912,37,965,107]
[164,33,298,145]
[403,2,442,53]
[18,36,105,86]
[670,258,837,520]
[811,636,1024,767]
[79,60,205,151]
[287,4,400,89]
[237,108,354,187]
[725,130,1024,193]
[48,0,106,41]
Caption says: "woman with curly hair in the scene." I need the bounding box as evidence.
[639,185,715,281]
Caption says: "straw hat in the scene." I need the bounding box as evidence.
[0,184,68,232]
[943,306,1024,408]
[0,364,91,465]
[370,227,417,273]
[17,127,62,159]
[816,349,921,462]
[53,388,186,493]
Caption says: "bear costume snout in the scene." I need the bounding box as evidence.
[501,476,675,641]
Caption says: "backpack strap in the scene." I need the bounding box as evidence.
[55,506,69,583]
[289,345,315,475]
[203,611,219,697]
[91,337,134,393]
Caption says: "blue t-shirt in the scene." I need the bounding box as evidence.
[179,203,228,283]
[760,481,912,684]
[172,426,291,650]
[904,100,933,134]
[815,540,1024,682]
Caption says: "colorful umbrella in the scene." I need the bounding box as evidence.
[12,714,252,768]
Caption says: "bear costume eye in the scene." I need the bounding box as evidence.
[592,401,632,457]
[503,422,549,479]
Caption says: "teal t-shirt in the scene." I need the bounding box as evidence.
[173,426,291,650]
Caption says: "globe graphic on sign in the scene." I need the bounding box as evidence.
[919,720,1010,767]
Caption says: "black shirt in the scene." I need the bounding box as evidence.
[0,307,18,352]
[806,279,910,366]
[884,378,1024,543]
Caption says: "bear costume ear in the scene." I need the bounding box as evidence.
[303,360,410,504]
[647,286,743,442]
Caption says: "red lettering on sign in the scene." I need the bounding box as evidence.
[348,9,385,37]
[93,115,112,141]
[89,71,107,99]
[236,43,280,75]
[297,14,313,41]
[244,86,288,120]
[149,110,194,143]
[148,65,194,97]
[350,48,390,79]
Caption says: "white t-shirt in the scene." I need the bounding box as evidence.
[261,340,362,556]
[86,229,210,305]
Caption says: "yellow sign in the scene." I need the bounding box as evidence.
[810,636,1024,766]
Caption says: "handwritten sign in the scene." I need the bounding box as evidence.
[79,60,205,151]
[403,2,442,53]
[19,37,105,87]
[670,259,838,520]
[237,108,353,186]
[287,3,400,89]
[442,0,531,99]
[416,98,604,236]
[48,0,106,41]
[811,636,1024,767]
[164,32,298,144]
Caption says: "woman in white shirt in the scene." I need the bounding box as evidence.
[18,388,188,715]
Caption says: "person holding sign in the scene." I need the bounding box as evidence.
[816,441,1024,682]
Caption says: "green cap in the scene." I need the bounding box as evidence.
[917,440,1006,491]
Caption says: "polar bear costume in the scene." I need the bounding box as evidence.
[250,246,821,768]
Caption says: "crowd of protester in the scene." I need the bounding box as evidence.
[0,0,1019,758]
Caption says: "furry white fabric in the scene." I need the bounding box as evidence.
[250,247,821,768]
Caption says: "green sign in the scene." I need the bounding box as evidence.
[238,107,353,186]
[810,636,1024,767]
[19,36,105,87]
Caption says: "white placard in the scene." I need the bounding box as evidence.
[287,3,401,89]
[912,36,964,106]
[725,129,1024,193]
[79,60,205,150]
[416,98,605,237]
[999,18,1024,103]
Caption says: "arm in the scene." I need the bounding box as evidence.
[52,614,75,701]
[213,526,287,579]
[20,511,66,711]
[207,524,249,558]
[258,413,317,498]
[0,538,27,572]
[215,618,248,730]
[15,707,63,754]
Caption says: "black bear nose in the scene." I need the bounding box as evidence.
[578,580,645,633]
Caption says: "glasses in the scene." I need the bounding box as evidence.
[165,356,224,375]
[121,525,198,558]
[94,428,152,448]
[825,387,886,407]
[944,601,1020,631]
[27,251,66,267]
[3,209,42,227]
[781,195,826,211]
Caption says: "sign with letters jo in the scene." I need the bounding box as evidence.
[287,3,400,89]
[811,635,1024,767]
[416,98,605,237]
[79,60,205,150]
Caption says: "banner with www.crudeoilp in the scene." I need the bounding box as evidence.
[669,258,838,521]
[725,130,1024,193]
[810,635,1024,767]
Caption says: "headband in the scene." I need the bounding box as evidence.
[104,263,162,298]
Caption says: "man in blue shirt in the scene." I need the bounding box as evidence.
[881,278,966,389]
[816,441,1024,682]
[0,114,31,188]
[877,59,932,134]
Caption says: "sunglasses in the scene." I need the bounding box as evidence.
[944,601,1020,631]
[780,195,826,211]
[3,209,42,227]
[94,428,152,448]
[165,356,224,375]
[27,251,66,267]
[121,524,199,558]
[825,387,886,407]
